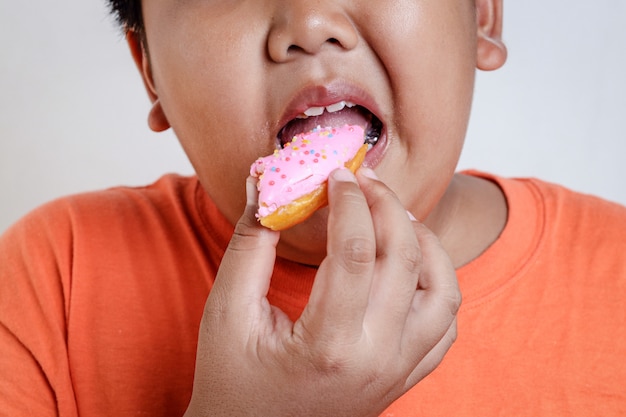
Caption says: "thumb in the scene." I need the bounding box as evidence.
[210,176,280,309]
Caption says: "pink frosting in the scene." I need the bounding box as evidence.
[250,125,365,218]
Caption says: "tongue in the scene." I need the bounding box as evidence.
[279,107,369,146]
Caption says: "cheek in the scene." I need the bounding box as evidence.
[394,3,475,133]
[145,14,274,224]
[377,2,476,125]
[156,57,261,224]
[174,105,265,226]
[152,29,266,140]
[364,1,477,212]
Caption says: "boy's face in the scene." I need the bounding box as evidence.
[135,0,504,265]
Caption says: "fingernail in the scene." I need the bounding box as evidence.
[406,210,417,222]
[331,168,357,183]
[246,176,258,206]
[359,167,379,180]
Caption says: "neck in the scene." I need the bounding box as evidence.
[424,173,508,268]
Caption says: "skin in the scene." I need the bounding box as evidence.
[128,0,508,415]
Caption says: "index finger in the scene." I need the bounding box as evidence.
[210,177,280,311]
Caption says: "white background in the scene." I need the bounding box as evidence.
[1,1,625,233]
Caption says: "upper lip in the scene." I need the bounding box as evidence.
[275,80,384,136]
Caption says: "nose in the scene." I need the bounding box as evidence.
[267,1,359,62]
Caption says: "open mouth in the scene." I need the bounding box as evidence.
[277,101,383,151]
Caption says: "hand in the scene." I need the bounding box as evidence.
[184,168,460,417]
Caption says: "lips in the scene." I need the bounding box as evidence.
[275,83,387,163]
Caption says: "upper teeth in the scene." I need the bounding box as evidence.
[297,101,356,119]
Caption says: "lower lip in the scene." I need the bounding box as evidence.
[363,129,388,169]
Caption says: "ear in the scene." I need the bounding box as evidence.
[475,0,508,71]
[126,32,171,132]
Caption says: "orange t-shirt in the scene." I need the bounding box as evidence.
[1,173,625,416]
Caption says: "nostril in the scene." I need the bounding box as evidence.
[287,38,341,56]
[287,44,305,55]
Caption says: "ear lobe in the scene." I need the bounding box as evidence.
[126,32,171,132]
[475,0,508,71]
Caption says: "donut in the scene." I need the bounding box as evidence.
[250,125,367,231]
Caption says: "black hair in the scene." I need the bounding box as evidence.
[106,0,144,35]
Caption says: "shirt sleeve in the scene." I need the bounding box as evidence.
[0,201,78,416]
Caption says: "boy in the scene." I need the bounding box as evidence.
[1,0,625,416]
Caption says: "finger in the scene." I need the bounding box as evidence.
[297,168,376,343]
[210,176,280,312]
[403,317,458,390]
[400,222,461,367]
[355,169,422,338]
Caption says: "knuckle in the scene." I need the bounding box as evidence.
[367,185,398,205]
[416,226,440,248]
[291,332,352,375]
[380,187,399,203]
[338,236,376,273]
[447,287,462,316]
[290,322,362,376]
[311,348,352,375]
[396,244,422,274]
[235,213,257,234]
[412,222,440,247]
[448,322,458,345]
[228,217,272,254]
[228,232,255,255]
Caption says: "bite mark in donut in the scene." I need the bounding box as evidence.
[250,125,367,231]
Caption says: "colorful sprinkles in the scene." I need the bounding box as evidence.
[250,125,365,219]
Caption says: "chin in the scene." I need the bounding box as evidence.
[275,208,330,266]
